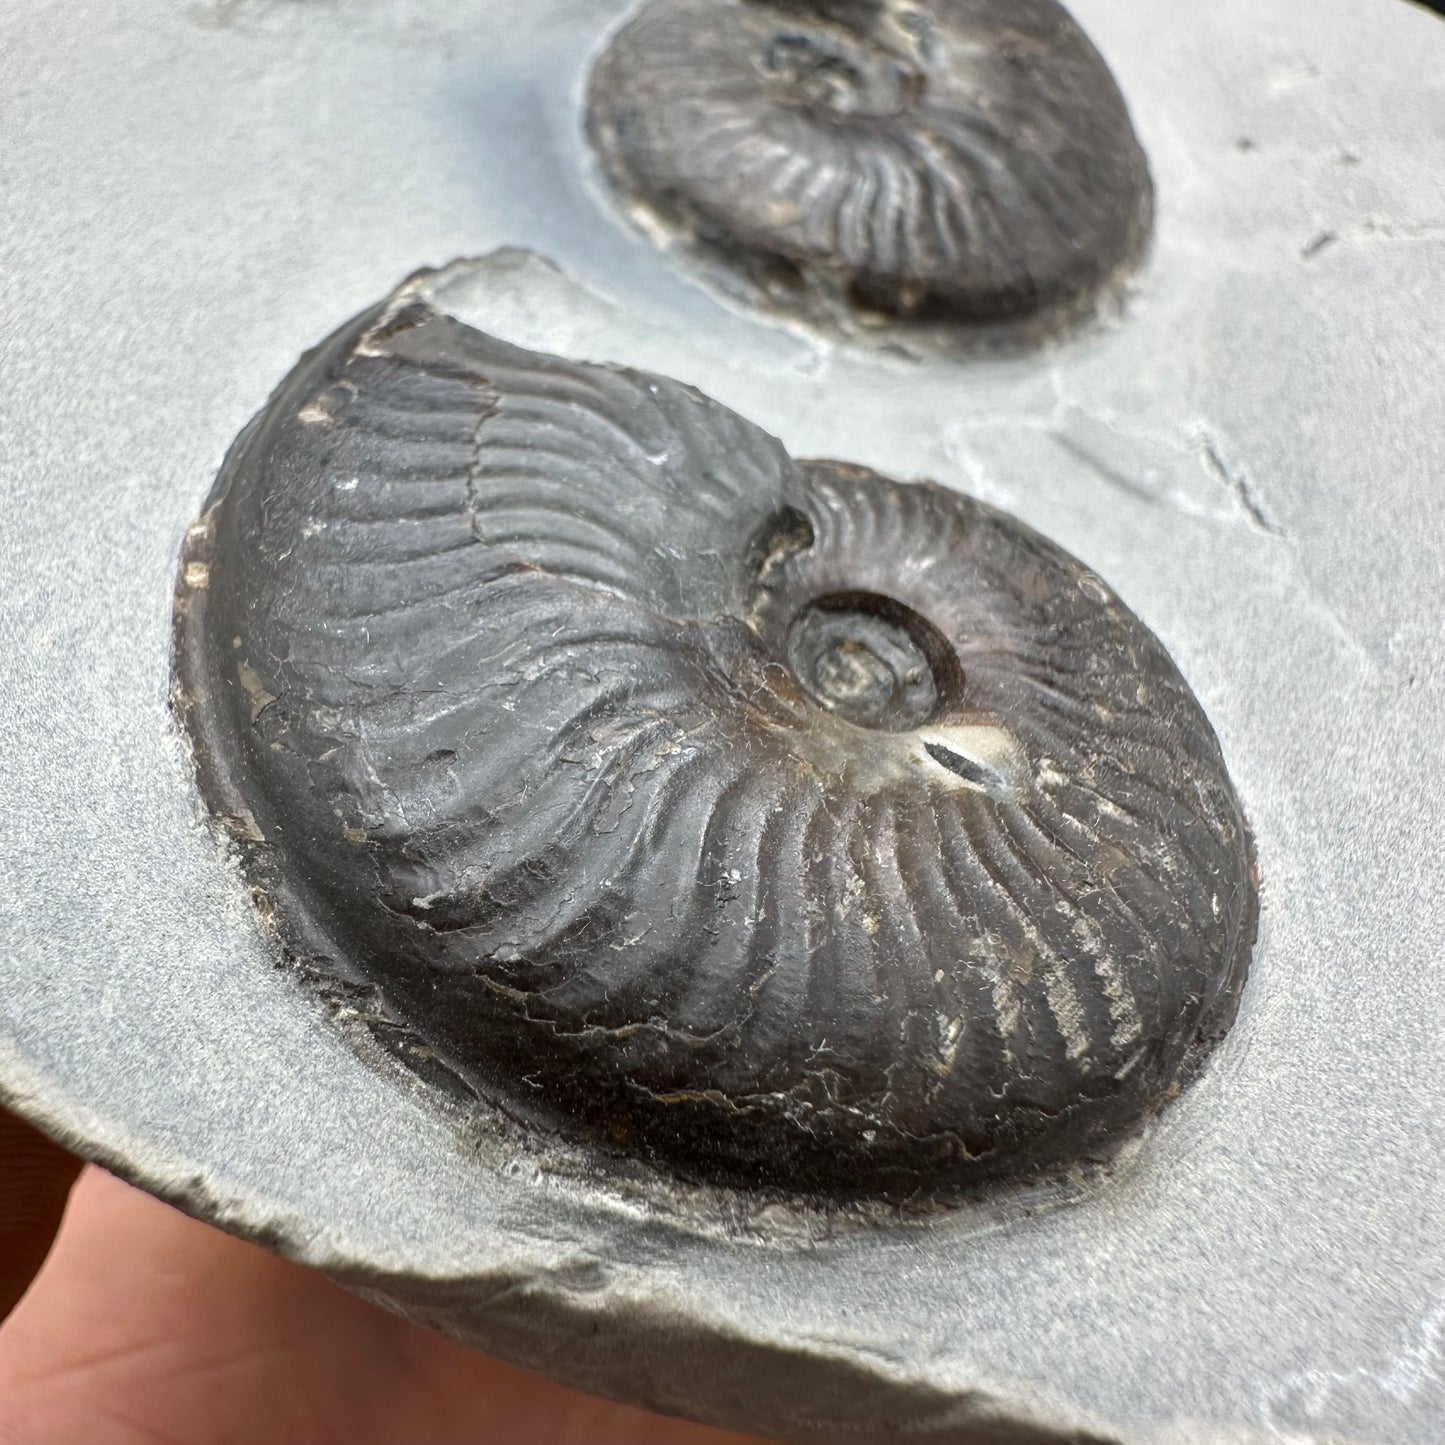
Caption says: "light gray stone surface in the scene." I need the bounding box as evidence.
[2,1,1443,1442]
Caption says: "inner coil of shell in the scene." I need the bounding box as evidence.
[586,0,1154,343]
[173,271,1255,1205]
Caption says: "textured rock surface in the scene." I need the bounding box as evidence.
[1,1,1444,1442]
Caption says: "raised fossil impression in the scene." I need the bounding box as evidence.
[174,269,1254,1205]
[586,0,1154,342]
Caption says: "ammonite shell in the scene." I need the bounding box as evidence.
[174,271,1255,1204]
[586,0,1153,341]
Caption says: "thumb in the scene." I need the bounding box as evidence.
[0,1110,84,1323]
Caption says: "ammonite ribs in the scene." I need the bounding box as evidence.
[587,0,1154,341]
[174,273,1255,1204]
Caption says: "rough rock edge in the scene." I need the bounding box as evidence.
[0,1030,1291,1445]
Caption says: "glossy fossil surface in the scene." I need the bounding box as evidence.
[587,0,1153,345]
[174,269,1254,1203]
[6,1,1445,1439]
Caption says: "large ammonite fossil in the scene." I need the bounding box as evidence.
[586,0,1154,340]
[174,270,1255,1204]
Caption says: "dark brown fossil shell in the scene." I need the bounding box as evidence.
[174,272,1255,1204]
[586,0,1154,341]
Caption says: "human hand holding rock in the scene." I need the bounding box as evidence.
[0,1113,763,1445]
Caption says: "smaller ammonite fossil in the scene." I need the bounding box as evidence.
[173,266,1254,1206]
[586,0,1154,345]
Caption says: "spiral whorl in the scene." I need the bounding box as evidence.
[586,0,1153,340]
[174,274,1254,1203]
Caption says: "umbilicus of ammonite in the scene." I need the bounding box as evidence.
[173,271,1255,1205]
[587,0,1154,341]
